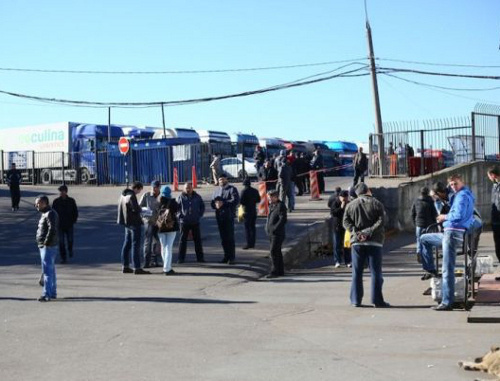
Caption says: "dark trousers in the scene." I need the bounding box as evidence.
[266,181,276,191]
[295,179,304,196]
[178,223,204,261]
[121,225,142,269]
[58,226,74,261]
[270,234,285,275]
[144,224,160,265]
[350,245,385,306]
[317,172,325,193]
[353,168,365,186]
[217,217,235,261]
[493,224,500,262]
[304,176,310,193]
[333,227,351,265]
[10,184,20,208]
[244,213,257,248]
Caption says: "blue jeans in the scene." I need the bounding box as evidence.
[420,233,443,273]
[350,245,385,306]
[39,245,57,298]
[159,232,177,272]
[121,225,143,269]
[442,230,464,306]
[415,227,423,255]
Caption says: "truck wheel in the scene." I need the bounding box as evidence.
[40,169,52,185]
[80,168,90,184]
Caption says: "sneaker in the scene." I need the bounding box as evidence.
[133,268,151,275]
[122,267,134,274]
[334,263,341,269]
[164,269,176,276]
[38,296,50,302]
[432,303,452,311]
[346,263,352,268]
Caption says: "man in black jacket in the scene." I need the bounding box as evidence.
[265,189,287,278]
[52,185,79,264]
[488,167,500,263]
[177,182,205,263]
[35,195,59,302]
[211,175,240,264]
[343,183,389,308]
[353,147,368,186]
[117,181,150,275]
[240,178,261,249]
[258,160,278,191]
[310,149,325,193]
[411,187,438,265]
[6,163,22,211]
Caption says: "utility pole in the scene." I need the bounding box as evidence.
[366,20,385,176]
[107,107,112,142]
[161,103,166,138]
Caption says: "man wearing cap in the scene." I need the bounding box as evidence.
[343,183,389,308]
[139,180,162,267]
[52,185,79,264]
[117,181,150,275]
[240,178,261,249]
[265,189,287,278]
[211,175,240,264]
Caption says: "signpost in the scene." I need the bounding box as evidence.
[119,137,130,187]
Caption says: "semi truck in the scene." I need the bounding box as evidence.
[0,122,124,184]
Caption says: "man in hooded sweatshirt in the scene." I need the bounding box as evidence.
[117,181,150,275]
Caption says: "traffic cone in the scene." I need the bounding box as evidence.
[192,165,198,188]
[173,167,179,191]
[309,170,322,201]
[258,182,269,217]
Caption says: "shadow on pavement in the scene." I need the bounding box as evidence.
[0,296,257,304]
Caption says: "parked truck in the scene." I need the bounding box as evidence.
[0,122,124,184]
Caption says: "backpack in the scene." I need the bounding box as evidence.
[156,207,175,231]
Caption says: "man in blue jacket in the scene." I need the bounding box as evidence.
[211,175,240,264]
[433,173,475,311]
[177,182,205,263]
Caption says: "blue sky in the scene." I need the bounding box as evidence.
[0,1,498,143]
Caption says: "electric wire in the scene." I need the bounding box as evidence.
[377,58,500,69]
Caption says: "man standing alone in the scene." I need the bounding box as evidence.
[211,175,239,264]
[343,183,389,308]
[117,181,150,275]
[35,195,59,302]
[240,178,261,250]
[52,185,79,264]
[353,147,368,186]
[265,189,287,278]
[6,163,22,211]
[177,182,205,263]
[488,167,500,263]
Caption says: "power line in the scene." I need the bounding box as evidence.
[0,58,366,75]
[378,66,500,80]
[381,72,500,91]
[377,57,500,69]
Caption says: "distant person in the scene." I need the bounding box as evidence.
[343,183,389,308]
[274,150,286,171]
[157,186,179,275]
[353,147,368,186]
[487,167,500,263]
[387,142,395,156]
[210,154,222,186]
[6,163,22,211]
[265,189,287,278]
[310,148,325,193]
[52,185,79,264]
[176,182,205,263]
[117,181,150,275]
[328,186,342,262]
[211,175,240,264]
[258,160,278,191]
[411,187,437,264]
[239,178,261,249]
[301,153,311,194]
[330,190,352,268]
[277,159,293,212]
[139,180,162,268]
[253,146,266,172]
[35,195,59,302]
[293,152,306,196]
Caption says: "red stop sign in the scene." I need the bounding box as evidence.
[118,137,130,155]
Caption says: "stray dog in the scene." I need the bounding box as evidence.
[459,346,500,380]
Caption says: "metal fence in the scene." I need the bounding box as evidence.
[369,104,500,177]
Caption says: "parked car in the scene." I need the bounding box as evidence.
[220,157,258,179]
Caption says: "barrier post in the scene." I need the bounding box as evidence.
[309,170,322,201]
[257,182,269,217]
[192,165,198,188]
[173,167,179,191]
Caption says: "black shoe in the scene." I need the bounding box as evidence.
[38,296,50,302]
[227,260,236,265]
[133,268,151,275]
[122,267,134,274]
[421,271,437,281]
[432,303,452,311]
[351,303,361,308]
[164,269,176,276]
[374,302,391,308]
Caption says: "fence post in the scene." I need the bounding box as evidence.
[420,130,425,176]
[497,116,500,158]
[61,152,65,185]
[0,150,4,184]
[471,112,476,161]
[32,151,35,185]
[95,150,100,186]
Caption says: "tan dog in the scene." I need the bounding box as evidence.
[459,346,500,380]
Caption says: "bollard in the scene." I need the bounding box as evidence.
[309,170,322,201]
[192,165,198,188]
[257,182,269,216]
[173,167,179,191]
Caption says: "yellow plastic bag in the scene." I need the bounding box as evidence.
[344,230,351,248]
[237,205,245,223]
